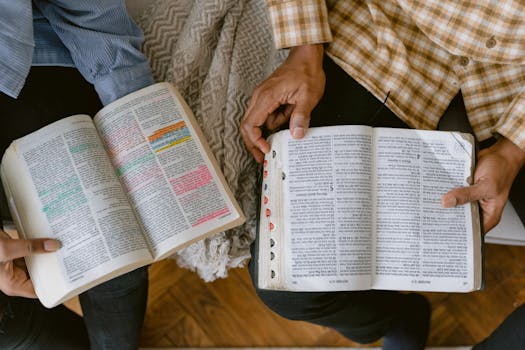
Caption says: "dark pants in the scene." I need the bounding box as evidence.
[473,303,525,349]
[249,248,430,349]
[0,67,148,350]
[249,56,525,349]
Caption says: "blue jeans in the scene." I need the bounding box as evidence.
[0,67,149,349]
[0,266,148,349]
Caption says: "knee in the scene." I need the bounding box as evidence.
[253,288,388,345]
[254,287,339,321]
[87,266,148,297]
[254,288,297,320]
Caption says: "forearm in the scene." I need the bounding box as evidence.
[443,134,525,232]
[288,44,325,70]
[34,0,154,105]
[490,136,525,176]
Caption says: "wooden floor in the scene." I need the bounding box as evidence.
[135,243,525,347]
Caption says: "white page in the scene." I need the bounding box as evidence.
[485,201,525,245]
[280,126,374,291]
[2,115,151,307]
[94,83,243,258]
[373,128,476,292]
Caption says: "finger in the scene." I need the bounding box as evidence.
[241,92,280,158]
[266,104,294,131]
[240,124,267,163]
[441,181,488,208]
[480,199,506,234]
[16,278,37,298]
[483,213,500,234]
[0,261,37,298]
[289,97,316,139]
[0,238,60,261]
[10,265,37,298]
[13,257,27,269]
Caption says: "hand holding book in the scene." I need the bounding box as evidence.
[257,126,483,293]
[240,44,325,163]
[0,229,59,298]
[1,83,245,307]
[443,137,525,233]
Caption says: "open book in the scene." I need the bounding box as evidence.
[1,82,244,307]
[257,126,482,293]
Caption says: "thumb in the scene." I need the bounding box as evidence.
[442,181,488,208]
[0,238,61,261]
[289,98,315,139]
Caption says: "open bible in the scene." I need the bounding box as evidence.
[1,83,244,307]
[257,126,482,293]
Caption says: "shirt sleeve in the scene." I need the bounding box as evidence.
[0,1,34,99]
[494,89,525,152]
[266,0,333,49]
[33,0,154,105]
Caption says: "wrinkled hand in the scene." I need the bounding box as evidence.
[0,231,60,298]
[241,44,325,162]
[442,138,525,233]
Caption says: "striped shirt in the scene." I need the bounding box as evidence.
[265,0,525,152]
[0,0,154,105]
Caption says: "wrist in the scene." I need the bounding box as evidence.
[492,137,525,172]
[288,44,324,69]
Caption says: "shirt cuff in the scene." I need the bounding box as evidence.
[93,61,155,106]
[494,90,525,152]
[266,0,332,49]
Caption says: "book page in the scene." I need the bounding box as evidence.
[373,128,478,292]
[1,115,152,307]
[485,201,525,245]
[279,126,374,291]
[94,83,244,259]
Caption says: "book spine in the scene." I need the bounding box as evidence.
[259,140,285,288]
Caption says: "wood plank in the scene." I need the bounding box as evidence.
[147,259,190,304]
[141,289,214,347]
[133,243,525,347]
[427,302,473,346]
[205,267,328,345]
[161,267,258,345]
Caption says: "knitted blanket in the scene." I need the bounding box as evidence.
[136,0,286,281]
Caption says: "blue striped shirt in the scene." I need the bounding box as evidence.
[0,0,154,105]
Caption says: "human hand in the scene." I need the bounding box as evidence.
[240,44,326,162]
[0,230,60,298]
[442,137,525,233]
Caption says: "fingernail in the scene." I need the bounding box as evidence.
[442,197,457,208]
[292,127,305,139]
[44,240,61,252]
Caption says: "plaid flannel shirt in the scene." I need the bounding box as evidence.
[265,0,525,151]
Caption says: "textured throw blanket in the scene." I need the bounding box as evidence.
[136,0,286,281]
